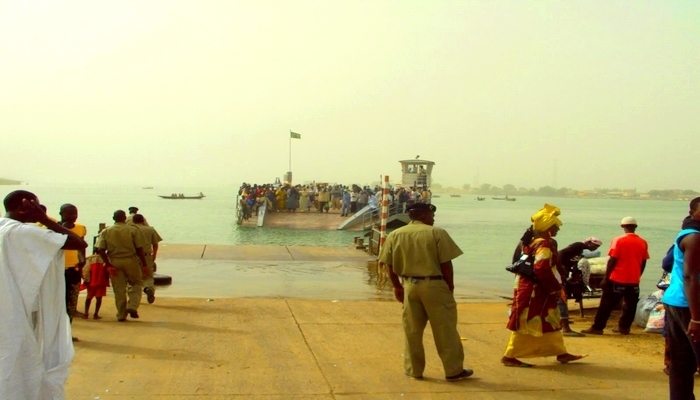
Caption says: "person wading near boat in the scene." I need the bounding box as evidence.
[502,204,584,368]
[59,203,87,342]
[0,190,88,399]
[125,206,149,226]
[582,217,649,336]
[96,210,149,321]
[663,197,700,399]
[378,203,473,382]
[130,214,162,304]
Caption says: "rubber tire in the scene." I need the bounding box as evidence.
[154,273,172,286]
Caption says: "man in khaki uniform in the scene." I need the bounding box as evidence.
[131,214,163,304]
[96,210,149,321]
[378,203,472,382]
[126,206,149,226]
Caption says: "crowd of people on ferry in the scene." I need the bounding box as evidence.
[237,182,433,220]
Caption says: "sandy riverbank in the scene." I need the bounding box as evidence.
[67,296,669,399]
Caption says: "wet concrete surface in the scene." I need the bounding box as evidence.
[67,298,668,399]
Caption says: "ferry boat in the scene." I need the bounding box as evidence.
[238,157,436,232]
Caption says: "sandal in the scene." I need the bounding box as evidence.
[563,331,586,337]
[501,357,534,368]
[557,354,586,364]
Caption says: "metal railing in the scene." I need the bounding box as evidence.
[236,198,243,225]
[359,202,408,231]
[360,209,379,230]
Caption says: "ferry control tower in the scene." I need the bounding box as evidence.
[399,157,434,189]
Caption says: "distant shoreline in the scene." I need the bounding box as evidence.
[434,193,693,202]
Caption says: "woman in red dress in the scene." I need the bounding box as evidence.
[502,204,585,367]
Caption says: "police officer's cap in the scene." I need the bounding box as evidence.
[129,206,139,212]
[406,203,436,212]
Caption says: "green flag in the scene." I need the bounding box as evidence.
[290,131,301,139]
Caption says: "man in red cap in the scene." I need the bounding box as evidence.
[583,217,649,335]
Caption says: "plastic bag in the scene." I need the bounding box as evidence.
[645,306,665,333]
[635,292,663,327]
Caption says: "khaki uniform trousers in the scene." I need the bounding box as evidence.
[142,254,155,293]
[109,256,143,319]
[402,278,464,377]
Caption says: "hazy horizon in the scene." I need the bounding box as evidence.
[1,1,698,191]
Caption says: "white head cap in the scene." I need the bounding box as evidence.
[620,216,637,226]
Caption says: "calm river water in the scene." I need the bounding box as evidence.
[0,184,688,300]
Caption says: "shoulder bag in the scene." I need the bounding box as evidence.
[506,245,539,282]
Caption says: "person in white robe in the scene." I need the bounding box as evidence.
[0,190,88,400]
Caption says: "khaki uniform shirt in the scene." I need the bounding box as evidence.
[378,221,463,277]
[96,222,148,259]
[133,224,163,254]
[126,213,149,226]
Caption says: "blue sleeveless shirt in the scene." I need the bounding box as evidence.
[663,228,700,307]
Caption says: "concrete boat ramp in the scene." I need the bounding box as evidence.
[158,243,373,261]
[66,243,668,398]
[240,203,409,231]
[67,298,668,399]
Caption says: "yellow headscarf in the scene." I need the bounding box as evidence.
[531,203,562,232]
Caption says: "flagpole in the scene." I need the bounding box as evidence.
[289,130,292,172]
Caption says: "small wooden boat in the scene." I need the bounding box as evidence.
[476,197,485,201]
[159,192,205,200]
[493,196,516,201]
[142,186,154,189]
[449,194,461,198]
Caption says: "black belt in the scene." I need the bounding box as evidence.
[403,276,443,280]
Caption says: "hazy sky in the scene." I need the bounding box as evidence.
[1,1,698,190]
